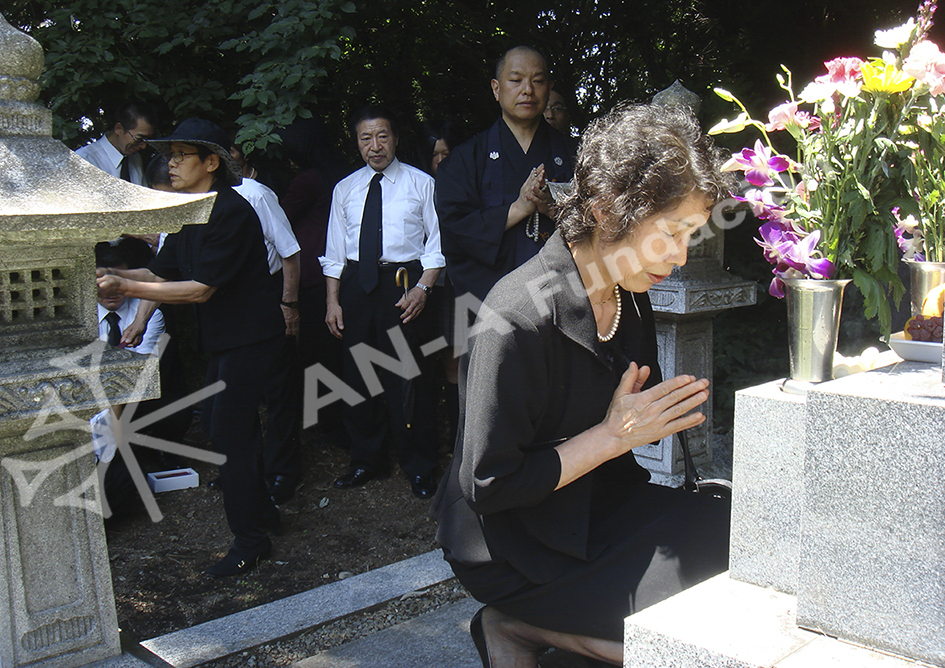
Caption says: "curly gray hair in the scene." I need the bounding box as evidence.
[557,103,733,245]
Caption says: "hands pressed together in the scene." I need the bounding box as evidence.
[602,362,709,453]
[519,163,553,217]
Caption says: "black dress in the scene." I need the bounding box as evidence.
[431,232,729,641]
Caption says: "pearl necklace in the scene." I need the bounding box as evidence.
[597,286,622,342]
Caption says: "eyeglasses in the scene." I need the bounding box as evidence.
[165,151,200,164]
[125,130,152,144]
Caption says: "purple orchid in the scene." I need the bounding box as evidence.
[755,220,800,264]
[782,229,836,279]
[756,224,836,297]
[893,214,926,260]
[734,139,791,187]
[736,188,788,222]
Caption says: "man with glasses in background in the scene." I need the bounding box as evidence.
[76,99,158,185]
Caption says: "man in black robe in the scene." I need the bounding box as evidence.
[435,45,574,315]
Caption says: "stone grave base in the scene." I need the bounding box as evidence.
[623,572,928,668]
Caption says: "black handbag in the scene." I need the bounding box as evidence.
[679,430,732,500]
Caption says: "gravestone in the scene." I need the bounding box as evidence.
[624,355,945,667]
[0,14,213,668]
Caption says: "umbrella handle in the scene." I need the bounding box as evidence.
[395,267,409,300]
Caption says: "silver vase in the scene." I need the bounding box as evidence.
[782,278,851,388]
[905,260,945,315]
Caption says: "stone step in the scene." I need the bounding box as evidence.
[291,599,590,668]
[137,550,454,667]
[90,549,594,668]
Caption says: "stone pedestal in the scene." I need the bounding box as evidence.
[798,362,945,665]
[624,573,922,668]
[624,356,945,667]
[0,14,213,667]
[637,228,756,485]
[0,348,159,668]
[0,434,118,668]
[729,380,806,596]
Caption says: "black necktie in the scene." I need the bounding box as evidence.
[119,156,131,182]
[359,172,384,293]
[104,311,121,347]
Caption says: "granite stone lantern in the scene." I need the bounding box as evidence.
[634,82,757,485]
[0,15,213,668]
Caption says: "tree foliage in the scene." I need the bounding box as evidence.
[4,0,938,160]
[4,0,354,153]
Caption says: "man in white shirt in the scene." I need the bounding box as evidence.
[98,292,164,355]
[320,105,444,499]
[76,100,157,186]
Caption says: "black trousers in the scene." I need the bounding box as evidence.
[339,261,438,478]
[263,333,302,480]
[298,282,344,434]
[201,335,281,552]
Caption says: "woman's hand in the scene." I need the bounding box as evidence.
[603,362,709,452]
[554,362,708,490]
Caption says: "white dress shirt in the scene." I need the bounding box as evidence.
[97,297,165,355]
[234,178,301,275]
[319,158,444,280]
[75,135,145,186]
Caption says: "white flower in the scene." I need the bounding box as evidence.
[707,112,750,135]
[875,18,915,49]
[799,81,835,103]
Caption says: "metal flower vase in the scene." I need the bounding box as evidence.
[905,260,945,315]
[782,278,851,392]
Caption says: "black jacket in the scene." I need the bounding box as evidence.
[432,231,660,584]
[435,119,573,305]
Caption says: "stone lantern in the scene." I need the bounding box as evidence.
[635,81,757,485]
[0,15,213,668]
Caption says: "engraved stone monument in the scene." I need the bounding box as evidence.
[0,14,213,667]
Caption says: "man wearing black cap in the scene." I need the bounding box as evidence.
[97,118,284,577]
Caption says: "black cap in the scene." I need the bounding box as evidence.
[147,118,242,184]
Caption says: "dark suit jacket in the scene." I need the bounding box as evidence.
[432,231,660,584]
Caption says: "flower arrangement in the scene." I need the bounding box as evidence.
[710,1,945,337]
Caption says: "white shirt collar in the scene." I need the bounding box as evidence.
[368,157,401,185]
[98,298,134,323]
[98,134,126,171]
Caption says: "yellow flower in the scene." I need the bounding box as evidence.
[861,61,914,93]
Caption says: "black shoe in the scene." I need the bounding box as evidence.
[207,541,271,578]
[469,607,490,668]
[333,467,387,489]
[410,474,436,500]
[269,475,299,506]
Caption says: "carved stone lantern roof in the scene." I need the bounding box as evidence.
[0,14,214,245]
[0,13,212,421]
